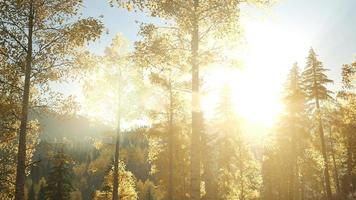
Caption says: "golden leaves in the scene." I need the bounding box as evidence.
[68,18,104,47]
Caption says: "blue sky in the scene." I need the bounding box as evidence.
[82,0,356,87]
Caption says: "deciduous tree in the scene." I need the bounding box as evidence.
[0,1,103,199]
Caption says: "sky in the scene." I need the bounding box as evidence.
[81,0,356,82]
[64,0,356,128]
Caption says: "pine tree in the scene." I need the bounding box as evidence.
[284,63,306,200]
[28,183,35,200]
[45,149,74,200]
[38,183,46,200]
[302,48,334,200]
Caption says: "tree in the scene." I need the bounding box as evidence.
[333,92,356,198]
[38,183,46,200]
[339,60,356,198]
[112,1,271,198]
[0,1,104,199]
[302,48,334,200]
[45,149,75,200]
[93,161,137,200]
[261,63,334,200]
[0,66,39,199]
[28,183,35,200]
[134,24,191,200]
[81,34,144,200]
[283,63,307,200]
[212,84,261,200]
[341,61,356,89]
[136,180,161,200]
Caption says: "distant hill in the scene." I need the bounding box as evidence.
[30,112,113,143]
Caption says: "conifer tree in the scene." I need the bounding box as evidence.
[284,63,306,200]
[45,149,74,200]
[28,183,35,200]
[38,183,46,200]
[302,48,333,200]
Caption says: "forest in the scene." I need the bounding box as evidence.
[0,0,355,200]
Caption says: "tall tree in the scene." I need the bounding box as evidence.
[112,1,270,198]
[262,63,329,200]
[284,63,306,200]
[45,148,74,200]
[134,24,190,200]
[340,60,356,198]
[302,48,334,200]
[81,34,144,200]
[333,92,356,198]
[0,1,103,199]
[0,49,39,199]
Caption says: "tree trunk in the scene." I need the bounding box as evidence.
[168,77,174,200]
[239,147,245,200]
[315,98,333,200]
[112,70,122,200]
[300,175,305,200]
[15,1,34,199]
[289,125,297,200]
[329,127,341,198]
[190,0,201,199]
[112,121,120,200]
[201,133,217,200]
[294,158,300,200]
[346,136,354,195]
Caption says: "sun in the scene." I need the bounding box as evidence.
[202,17,312,128]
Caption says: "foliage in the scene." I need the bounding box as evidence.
[93,161,137,200]
[45,149,75,200]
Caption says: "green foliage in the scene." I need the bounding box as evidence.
[28,183,35,200]
[302,48,333,102]
[45,149,75,200]
[38,182,46,200]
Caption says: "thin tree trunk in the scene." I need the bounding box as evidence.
[329,127,341,198]
[346,136,354,195]
[315,98,332,200]
[239,147,245,200]
[201,133,217,200]
[112,69,122,200]
[112,120,120,200]
[300,175,305,200]
[168,76,174,200]
[294,159,300,200]
[15,1,34,199]
[289,125,297,200]
[190,0,201,199]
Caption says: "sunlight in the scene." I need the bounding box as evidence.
[202,18,312,128]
